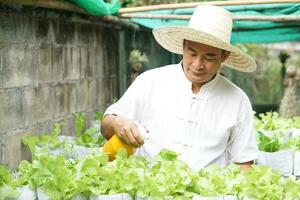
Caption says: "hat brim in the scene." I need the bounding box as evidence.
[153,26,257,72]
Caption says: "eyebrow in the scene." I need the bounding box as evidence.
[187,47,217,57]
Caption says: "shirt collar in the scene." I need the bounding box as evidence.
[176,62,221,98]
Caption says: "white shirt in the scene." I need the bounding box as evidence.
[104,63,258,170]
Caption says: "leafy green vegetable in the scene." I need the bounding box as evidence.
[72,112,86,138]
[94,111,104,121]
[239,165,284,200]
[3,148,300,199]
[73,112,106,147]
[0,165,13,186]
[255,112,293,131]
[256,131,282,152]
[12,160,34,188]
[254,112,300,152]
[194,164,244,197]
[0,185,19,199]
[75,127,105,147]
[293,116,300,129]
[0,165,19,199]
[281,136,300,151]
[283,177,300,200]
[22,122,64,154]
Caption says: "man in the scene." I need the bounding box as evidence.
[101,5,258,170]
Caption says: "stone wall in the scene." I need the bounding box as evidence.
[0,5,127,169]
[0,3,173,169]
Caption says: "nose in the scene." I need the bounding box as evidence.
[192,56,205,70]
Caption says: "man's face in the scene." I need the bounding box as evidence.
[182,40,229,90]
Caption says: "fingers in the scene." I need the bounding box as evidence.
[112,116,144,148]
[131,126,144,147]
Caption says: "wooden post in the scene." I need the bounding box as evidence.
[120,13,300,22]
[118,0,300,14]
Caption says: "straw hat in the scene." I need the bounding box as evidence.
[153,5,257,72]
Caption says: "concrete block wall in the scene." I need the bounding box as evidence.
[0,5,120,168]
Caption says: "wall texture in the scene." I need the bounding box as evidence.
[0,4,173,169]
[0,7,118,168]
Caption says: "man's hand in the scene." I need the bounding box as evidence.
[112,116,144,148]
[101,115,144,148]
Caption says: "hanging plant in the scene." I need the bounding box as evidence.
[128,49,149,72]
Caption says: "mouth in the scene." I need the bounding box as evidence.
[191,71,205,76]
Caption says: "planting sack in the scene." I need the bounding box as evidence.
[135,196,181,200]
[293,151,300,177]
[72,145,102,158]
[241,198,255,200]
[15,185,37,200]
[34,145,61,157]
[37,187,89,200]
[292,128,300,137]
[223,196,238,200]
[72,194,89,200]
[91,120,101,130]
[192,196,224,200]
[47,147,61,156]
[256,150,293,176]
[58,135,75,143]
[37,187,51,200]
[89,193,133,200]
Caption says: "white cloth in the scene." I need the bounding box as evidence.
[104,63,258,170]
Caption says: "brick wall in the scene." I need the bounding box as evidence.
[0,4,173,169]
[0,5,121,168]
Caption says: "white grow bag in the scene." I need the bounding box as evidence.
[89,193,133,200]
[15,185,37,200]
[256,150,293,176]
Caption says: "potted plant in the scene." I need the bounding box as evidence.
[128,49,149,83]
[128,49,149,73]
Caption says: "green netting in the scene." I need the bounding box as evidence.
[68,0,121,16]
[130,3,300,44]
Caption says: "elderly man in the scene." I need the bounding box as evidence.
[101,5,258,170]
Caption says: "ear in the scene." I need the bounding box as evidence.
[221,51,230,62]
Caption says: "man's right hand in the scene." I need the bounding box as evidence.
[109,116,145,148]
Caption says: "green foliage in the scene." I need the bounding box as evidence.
[22,122,64,154]
[12,160,33,187]
[0,165,13,186]
[72,112,86,138]
[195,164,244,196]
[73,112,106,147]
[94,111,104,121]
[254,112,300,152]
[232,44,282,106]
[2,149,300,199]
[256,131,282,152]
[281,136,300,151]
[0,185,18,199]
[22,111,106,158]
[0,165,19,199]
[254,112,293,131]
[293,116,300,128]
[239,165,285,200]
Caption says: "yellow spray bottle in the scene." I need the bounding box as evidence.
[103,122,148,161]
